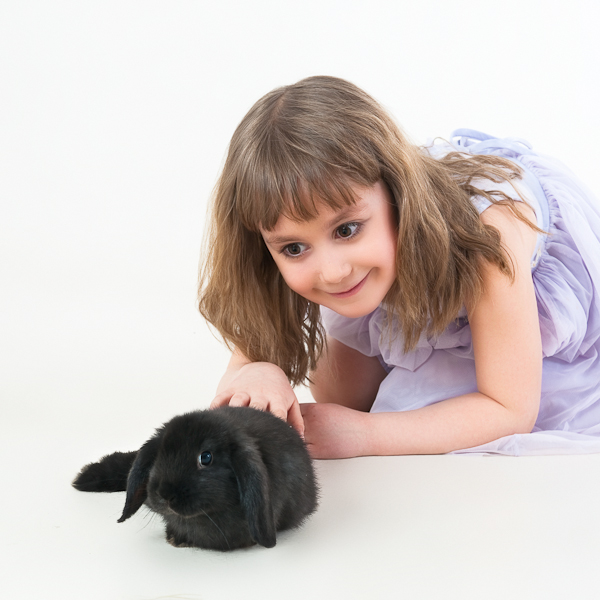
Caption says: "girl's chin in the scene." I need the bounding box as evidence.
[321,299,380,319]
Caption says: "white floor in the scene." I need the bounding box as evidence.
[6,410,600,599]
[2,2,600,599]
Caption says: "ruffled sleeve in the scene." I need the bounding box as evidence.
[320,306,382,357]
[321,305,475,372]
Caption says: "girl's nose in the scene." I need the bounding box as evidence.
[318,255,352,284]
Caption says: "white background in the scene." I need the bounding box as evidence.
[1,2,599,599]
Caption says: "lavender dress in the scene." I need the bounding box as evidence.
[321,129,600,456]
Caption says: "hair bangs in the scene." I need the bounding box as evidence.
[234,148,368,233]
[233,83,384,232]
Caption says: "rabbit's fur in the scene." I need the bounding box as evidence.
[73,406,318,551]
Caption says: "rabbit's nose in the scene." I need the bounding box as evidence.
[158,482,179,503]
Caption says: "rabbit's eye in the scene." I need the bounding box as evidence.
[198,451,213,467]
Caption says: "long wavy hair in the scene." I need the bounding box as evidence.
[198,76,534,386]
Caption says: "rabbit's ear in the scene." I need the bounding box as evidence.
[72,451,137,492]
[117,434,162,523]
[231,441,277,548]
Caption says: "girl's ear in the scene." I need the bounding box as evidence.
[117,433,162,523]
[230,439,276,548]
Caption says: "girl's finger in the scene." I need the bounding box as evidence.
[210,391,233,408]
[228,392,251,407]
[269,405,289,423]
[248,399,270,412]
[287,400,305,438]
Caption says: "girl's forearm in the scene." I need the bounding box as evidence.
[363,392,538,455]
[215,350,252,395]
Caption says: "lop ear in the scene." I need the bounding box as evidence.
[72,451,138,493]
[117,433,162,523]
[231,439,276,548]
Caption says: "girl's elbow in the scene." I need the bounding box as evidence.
[490,391,540,435]
[513,415,537,435]
[512,398,540,434]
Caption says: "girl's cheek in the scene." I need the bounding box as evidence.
[279,263,306,291]
[293,267,313,293]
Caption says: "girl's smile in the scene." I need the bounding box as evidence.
[327,271,370,298]
[261,181,398,318]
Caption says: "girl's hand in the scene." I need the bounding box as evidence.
[211,361,305,437]
[300,402,370,459]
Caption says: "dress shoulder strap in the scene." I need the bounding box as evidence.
[450,128,535,157]
[449,128,550,236]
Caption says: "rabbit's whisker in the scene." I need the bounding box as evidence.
[199,508,231,551]
[136,508,158,532]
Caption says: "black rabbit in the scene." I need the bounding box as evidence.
[73,406,318,551]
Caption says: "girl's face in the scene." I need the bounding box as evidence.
[261,180,398,319]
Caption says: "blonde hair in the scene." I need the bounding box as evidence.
[199,76,531,386]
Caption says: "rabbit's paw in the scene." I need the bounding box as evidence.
[166,528,195,548]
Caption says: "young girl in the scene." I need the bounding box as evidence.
[198,76,600,458]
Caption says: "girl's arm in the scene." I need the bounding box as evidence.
[211,349,305,435]
[309,337,388,412]
[303,202,543,457]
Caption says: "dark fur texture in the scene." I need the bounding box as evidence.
[72,407,318,551]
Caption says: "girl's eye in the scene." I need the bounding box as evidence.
[198,451,213,467]
[336,222,360,239]
[283,242,306,258]
[280,222,361,258]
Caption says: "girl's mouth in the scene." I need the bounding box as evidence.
[328,272,369,298]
